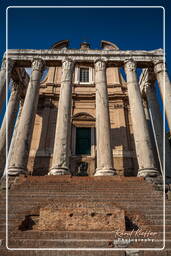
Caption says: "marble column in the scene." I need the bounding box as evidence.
[8,59,45,175]
[3,102,23,177]
[154,60,171,132]
[48,59,74,175]
[144,72,171,178]
[94,59,116,176]
[0,58,15,114]
[124,59,159,178]
[0,83,20,177]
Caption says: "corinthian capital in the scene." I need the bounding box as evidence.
[1,58,15,72]
[154,60,166,74]
[32,58,45,72]
[62,58,74,71]
[124,59,136,72]
[94,59,106,71]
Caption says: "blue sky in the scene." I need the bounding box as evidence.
[0,0,170,129]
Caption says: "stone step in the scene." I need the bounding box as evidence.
[7,189,158,195]
[0,248,127,256]
[1,213,169,219]
[4,206,164,215]
[5,194,163,201]
[0,201,165,209]
[1,206,165,215]
[11,176,146,183]
[7,184,155,188]
[2,199,164,206]
[10,183,156,189]
[0,216,166,226]
[4,190,164,200]
[2,230,168,238]
[1,250,168,256]
[143,252,168,256]
[2,195,164,202]
[5,230,164,240]
[3,199,164,206]
[8,238,164,248]
[3,205,165,214]
[0,175,168,255]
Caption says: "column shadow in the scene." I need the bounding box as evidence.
[32,100,57,176]
[110,126,138,177]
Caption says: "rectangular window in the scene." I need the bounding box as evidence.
[79,68,89,83]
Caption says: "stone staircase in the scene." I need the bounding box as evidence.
[0,175,170,256]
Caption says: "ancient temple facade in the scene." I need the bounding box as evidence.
[1,40,171,255]
[0,40,171,179]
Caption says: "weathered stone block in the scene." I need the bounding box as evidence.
[37,201,125,232]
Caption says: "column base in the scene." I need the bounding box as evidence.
[94,168,116,176]
[137,168,160,178]
[48,167,70,176]
[8,167,28,176]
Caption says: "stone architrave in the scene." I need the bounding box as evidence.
[154,60,171,132]
[0,58,15,114]
[48,59,74,175]
[8,59,45,175]
[124,59,159,178]
[0,83,19,177]
[94,59,116,176]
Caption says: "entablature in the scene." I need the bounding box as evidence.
[4,48,164,68]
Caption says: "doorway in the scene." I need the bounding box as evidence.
[76,127,91,155]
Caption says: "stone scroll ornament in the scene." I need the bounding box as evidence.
[154,60,166,74]
[95,59,106,71]
[124,59,136,72]
[32,59,45,73]
[1,58,15,72]
[62,58,74,70]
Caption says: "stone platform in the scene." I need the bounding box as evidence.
[0,175,169,256]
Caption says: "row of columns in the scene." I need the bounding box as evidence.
[124,60,159,177]
[141,68,171,178]
[0,84,20,175]
[0,57,170,178]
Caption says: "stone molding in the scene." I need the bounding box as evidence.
[72,112,95,121]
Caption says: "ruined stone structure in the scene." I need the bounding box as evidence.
[0,40,171,255]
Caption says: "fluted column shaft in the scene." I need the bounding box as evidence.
[8,59,45,175]
[94,59,116,176]
[0,84,19,177]
[0,58,15,114]
[124,60,159,178]
[154,61,171,132]
[48,59,74,175]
